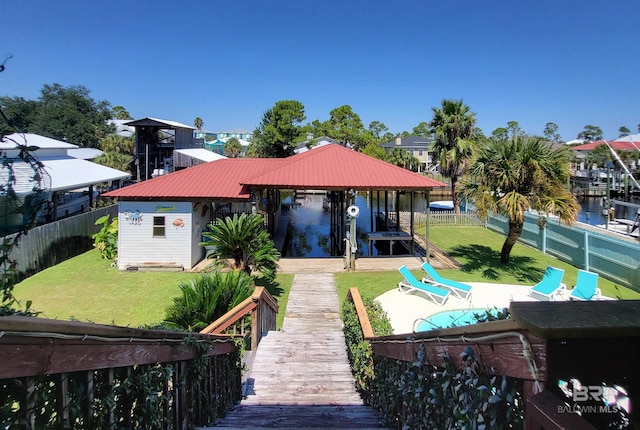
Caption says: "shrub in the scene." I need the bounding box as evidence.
[341,293,393,404]
[92,214,118,260]
[164,270,253,332]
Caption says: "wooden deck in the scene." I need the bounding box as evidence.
[210,273,387,428]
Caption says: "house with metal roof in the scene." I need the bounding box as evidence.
[1,133,131,232]
[381,135,435,173]
[104,144,446,271]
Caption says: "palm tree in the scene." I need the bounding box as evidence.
[429,99,477,213]
[194,117,203,130]
[462,135,580,263]
[202,213,280,281]
[163,270,253,331]
[224,137,243,158]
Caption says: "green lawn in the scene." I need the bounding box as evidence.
[13,249,294,329]
[335,226,640,302]
[13,227,640,328]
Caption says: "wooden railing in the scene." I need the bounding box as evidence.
[0,316,241,429]
[200,286,278,351]
[346,288,639,429]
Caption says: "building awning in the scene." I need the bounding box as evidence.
[40,157,131,192]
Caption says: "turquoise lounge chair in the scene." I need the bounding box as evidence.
[420,262,472,300]
[569,270,601,301]
[398,265,450,306]
[529,266,566,301]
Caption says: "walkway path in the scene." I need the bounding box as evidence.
[211,273,387,428]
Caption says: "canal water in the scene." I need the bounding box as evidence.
[282,192,640,257]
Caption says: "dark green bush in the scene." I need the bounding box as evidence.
[341,293,393,404]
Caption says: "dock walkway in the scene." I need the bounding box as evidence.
[210,273,387,428]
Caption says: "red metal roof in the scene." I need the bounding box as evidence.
[571,140,640,151]
[104,158,284,200]
[104,144,446,200]
[241,144,447,190]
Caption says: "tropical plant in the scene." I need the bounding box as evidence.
[224,137,242,158]
[194,116,203,130]
[386,147,419,171]
[202,213,280,281]
[429,99,477,213]
[164,270,253,331]
[92,215,119,260]
[462,135,580,263]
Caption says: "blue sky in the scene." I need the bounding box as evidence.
[2,1,639,141]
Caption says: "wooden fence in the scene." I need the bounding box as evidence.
[0,316,241,429]
[3,205,118,280]
[200,286,279,351]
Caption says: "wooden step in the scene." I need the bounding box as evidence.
[214,273,387,428]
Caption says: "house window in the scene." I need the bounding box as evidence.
[418,150,423,156]
[153,216,166,237]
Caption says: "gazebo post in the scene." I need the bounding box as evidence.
[425,189,431,262]
[410,191,415,255]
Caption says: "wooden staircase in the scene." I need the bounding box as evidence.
[209,273,387,428]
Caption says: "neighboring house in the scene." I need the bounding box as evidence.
[124,117,197,182]
[193,129,217,142]
[214,129,253,141]
[381,136,435,172]
[108,119,135,138]
[104,144,446,271]
[0,133,131,232]
[294,137,341,154]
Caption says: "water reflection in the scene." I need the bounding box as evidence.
[282,192,640,257]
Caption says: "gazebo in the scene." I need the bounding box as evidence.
[104,144,446,271]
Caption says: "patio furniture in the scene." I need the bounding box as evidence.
[420,262,472,300]
[569,269,601,301]
[398,265,450,306]
[529,266,566,301]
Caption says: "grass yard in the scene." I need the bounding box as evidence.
[13,249,294,329]
[335,226,640,302]
[13,226,640,329]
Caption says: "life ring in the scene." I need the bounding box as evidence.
[347,205,360,218]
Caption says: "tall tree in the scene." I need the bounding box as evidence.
[618,126,630,137]
[491,127,508,140]
[325,105,365,150]
[412,122,432,138]
[577,125,603,142]
[506,121,525,138]
[224,137,242,158]
[38,84,111,143]
[30,83,113,148]
[0,96,38,133]
[463,136,580,263]
[250,100,306,158]
[368,120,388,140]
[543,122,561,142]
[194,117,203,130]
[429,99,477,213]
[112,105,133,120]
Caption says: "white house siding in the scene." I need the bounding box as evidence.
[117,201,196,270]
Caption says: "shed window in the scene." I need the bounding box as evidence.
[153,216,166,237]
